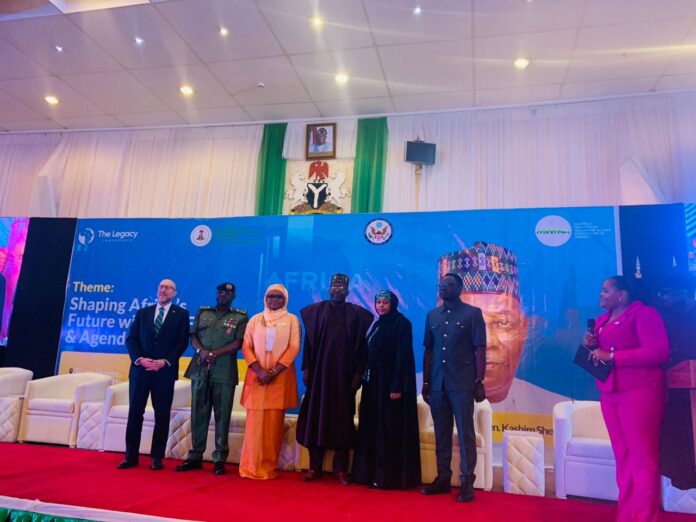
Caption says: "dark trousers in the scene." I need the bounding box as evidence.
[125,369,175,461]
[187,379,235,464]
[309,447,349,473]
[429,390,476,482]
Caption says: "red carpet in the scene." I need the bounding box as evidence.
[0,443,692,522]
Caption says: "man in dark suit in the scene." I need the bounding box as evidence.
[117,279,190,470]
[421,272,487,502]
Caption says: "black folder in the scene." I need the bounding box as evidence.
[573,345,612,382]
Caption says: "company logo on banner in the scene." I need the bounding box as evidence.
[77,228,95,251]
[535,215,572,247]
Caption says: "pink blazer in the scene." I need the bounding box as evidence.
[594,300,669,393]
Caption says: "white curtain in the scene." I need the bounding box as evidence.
[3,90,696,218]
[0,125,264,218]
[385,91,696,212]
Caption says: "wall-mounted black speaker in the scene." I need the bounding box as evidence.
[405,140,436,165]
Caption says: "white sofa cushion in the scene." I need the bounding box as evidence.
[28,398,74,414]
[566,437,615,460]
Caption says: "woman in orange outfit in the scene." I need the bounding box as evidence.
[239,284,300,479]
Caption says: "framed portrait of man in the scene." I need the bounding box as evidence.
[306,123,336,160]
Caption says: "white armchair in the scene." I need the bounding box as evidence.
[0,367,33,442]
[18,372,112,447]
[553,400,618,500]
[417,395,493,491]
[101,380,191,457]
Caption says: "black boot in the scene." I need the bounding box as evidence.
[456,474,475,502]
[421,476,451,495]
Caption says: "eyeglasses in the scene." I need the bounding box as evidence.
[159,284,175,291]
[266,294,285,300]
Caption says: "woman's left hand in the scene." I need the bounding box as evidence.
[389,393,401,400]
[588,348,612,365]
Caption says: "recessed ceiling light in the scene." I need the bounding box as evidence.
[514,57,530,70]
[335,73,349,84]
[311,16,323,28]
[179,84,194,97]
[54,45,64,53]
[134,36,144,46]
[219,26,229,37]
[44,95,59,105]
[413,6,422,15]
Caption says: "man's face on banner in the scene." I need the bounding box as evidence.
[460,291,528,403]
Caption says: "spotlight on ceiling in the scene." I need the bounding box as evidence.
[514,57,530,70]
[311,16,323,28]
[134,36,144,46]
[44,95,59,105]
[219,26,229,37]
[413,6,422,15]
[179,84,195,96]
[335,73,349,84]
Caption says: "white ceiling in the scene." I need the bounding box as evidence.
[1,0,696,131]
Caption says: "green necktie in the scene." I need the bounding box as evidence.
[154,306,165,335]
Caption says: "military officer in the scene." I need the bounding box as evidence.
[176,282,248,475]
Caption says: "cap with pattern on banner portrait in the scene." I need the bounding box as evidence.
[438,241,528,403]
[330,273,350,286]
[217,282,236,295]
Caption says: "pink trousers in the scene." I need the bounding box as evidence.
[601,382,665,522]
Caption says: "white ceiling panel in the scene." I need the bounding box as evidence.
[364,0,472,47]
[0,15,122,74]
[379,39,473,95]
[0,76,105,117]
[177,106,251,124]
[315,97,394,118]
[475,29,575,89]
[245,102,320,121]
[60,70,170,113]
[0,38,51,80]
[54,114,124,128]
[156,0,283,62]
[209,56,310,106]
[114,111,186,126]
[392,91,474,112]
[582,0,696,27]
[656,74,696,92]
[69,4,200,69]
[0,91,45,121]
[257,0,373,55]
[291,48,388,101]
[560,77,657,99]
[131,64,236,110]
[474,0,585,38]
[1,119,64,131]
[475,84,561,107]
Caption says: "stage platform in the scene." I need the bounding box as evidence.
[0,443,692,522]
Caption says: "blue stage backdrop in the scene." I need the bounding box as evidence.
[57,207,618,442]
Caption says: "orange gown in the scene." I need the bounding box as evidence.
[239,312,300,479]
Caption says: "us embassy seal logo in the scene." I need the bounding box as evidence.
[365,219,393,245]
[190,225,213,247]
[535,215,572,247]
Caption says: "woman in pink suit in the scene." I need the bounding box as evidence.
[584,276,669,522]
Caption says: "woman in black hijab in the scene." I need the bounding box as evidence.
[352,290,421,489]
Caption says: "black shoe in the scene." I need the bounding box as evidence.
[213,462,226,475]
[175,460,203,472]
[456,475,475,502]
[151,459,163,470]
[421,477,451,495]
[335,471,351,485]
[116,459,138,470]
[303,469,323,482]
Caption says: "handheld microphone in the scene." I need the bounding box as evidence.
[587,318,595,333]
